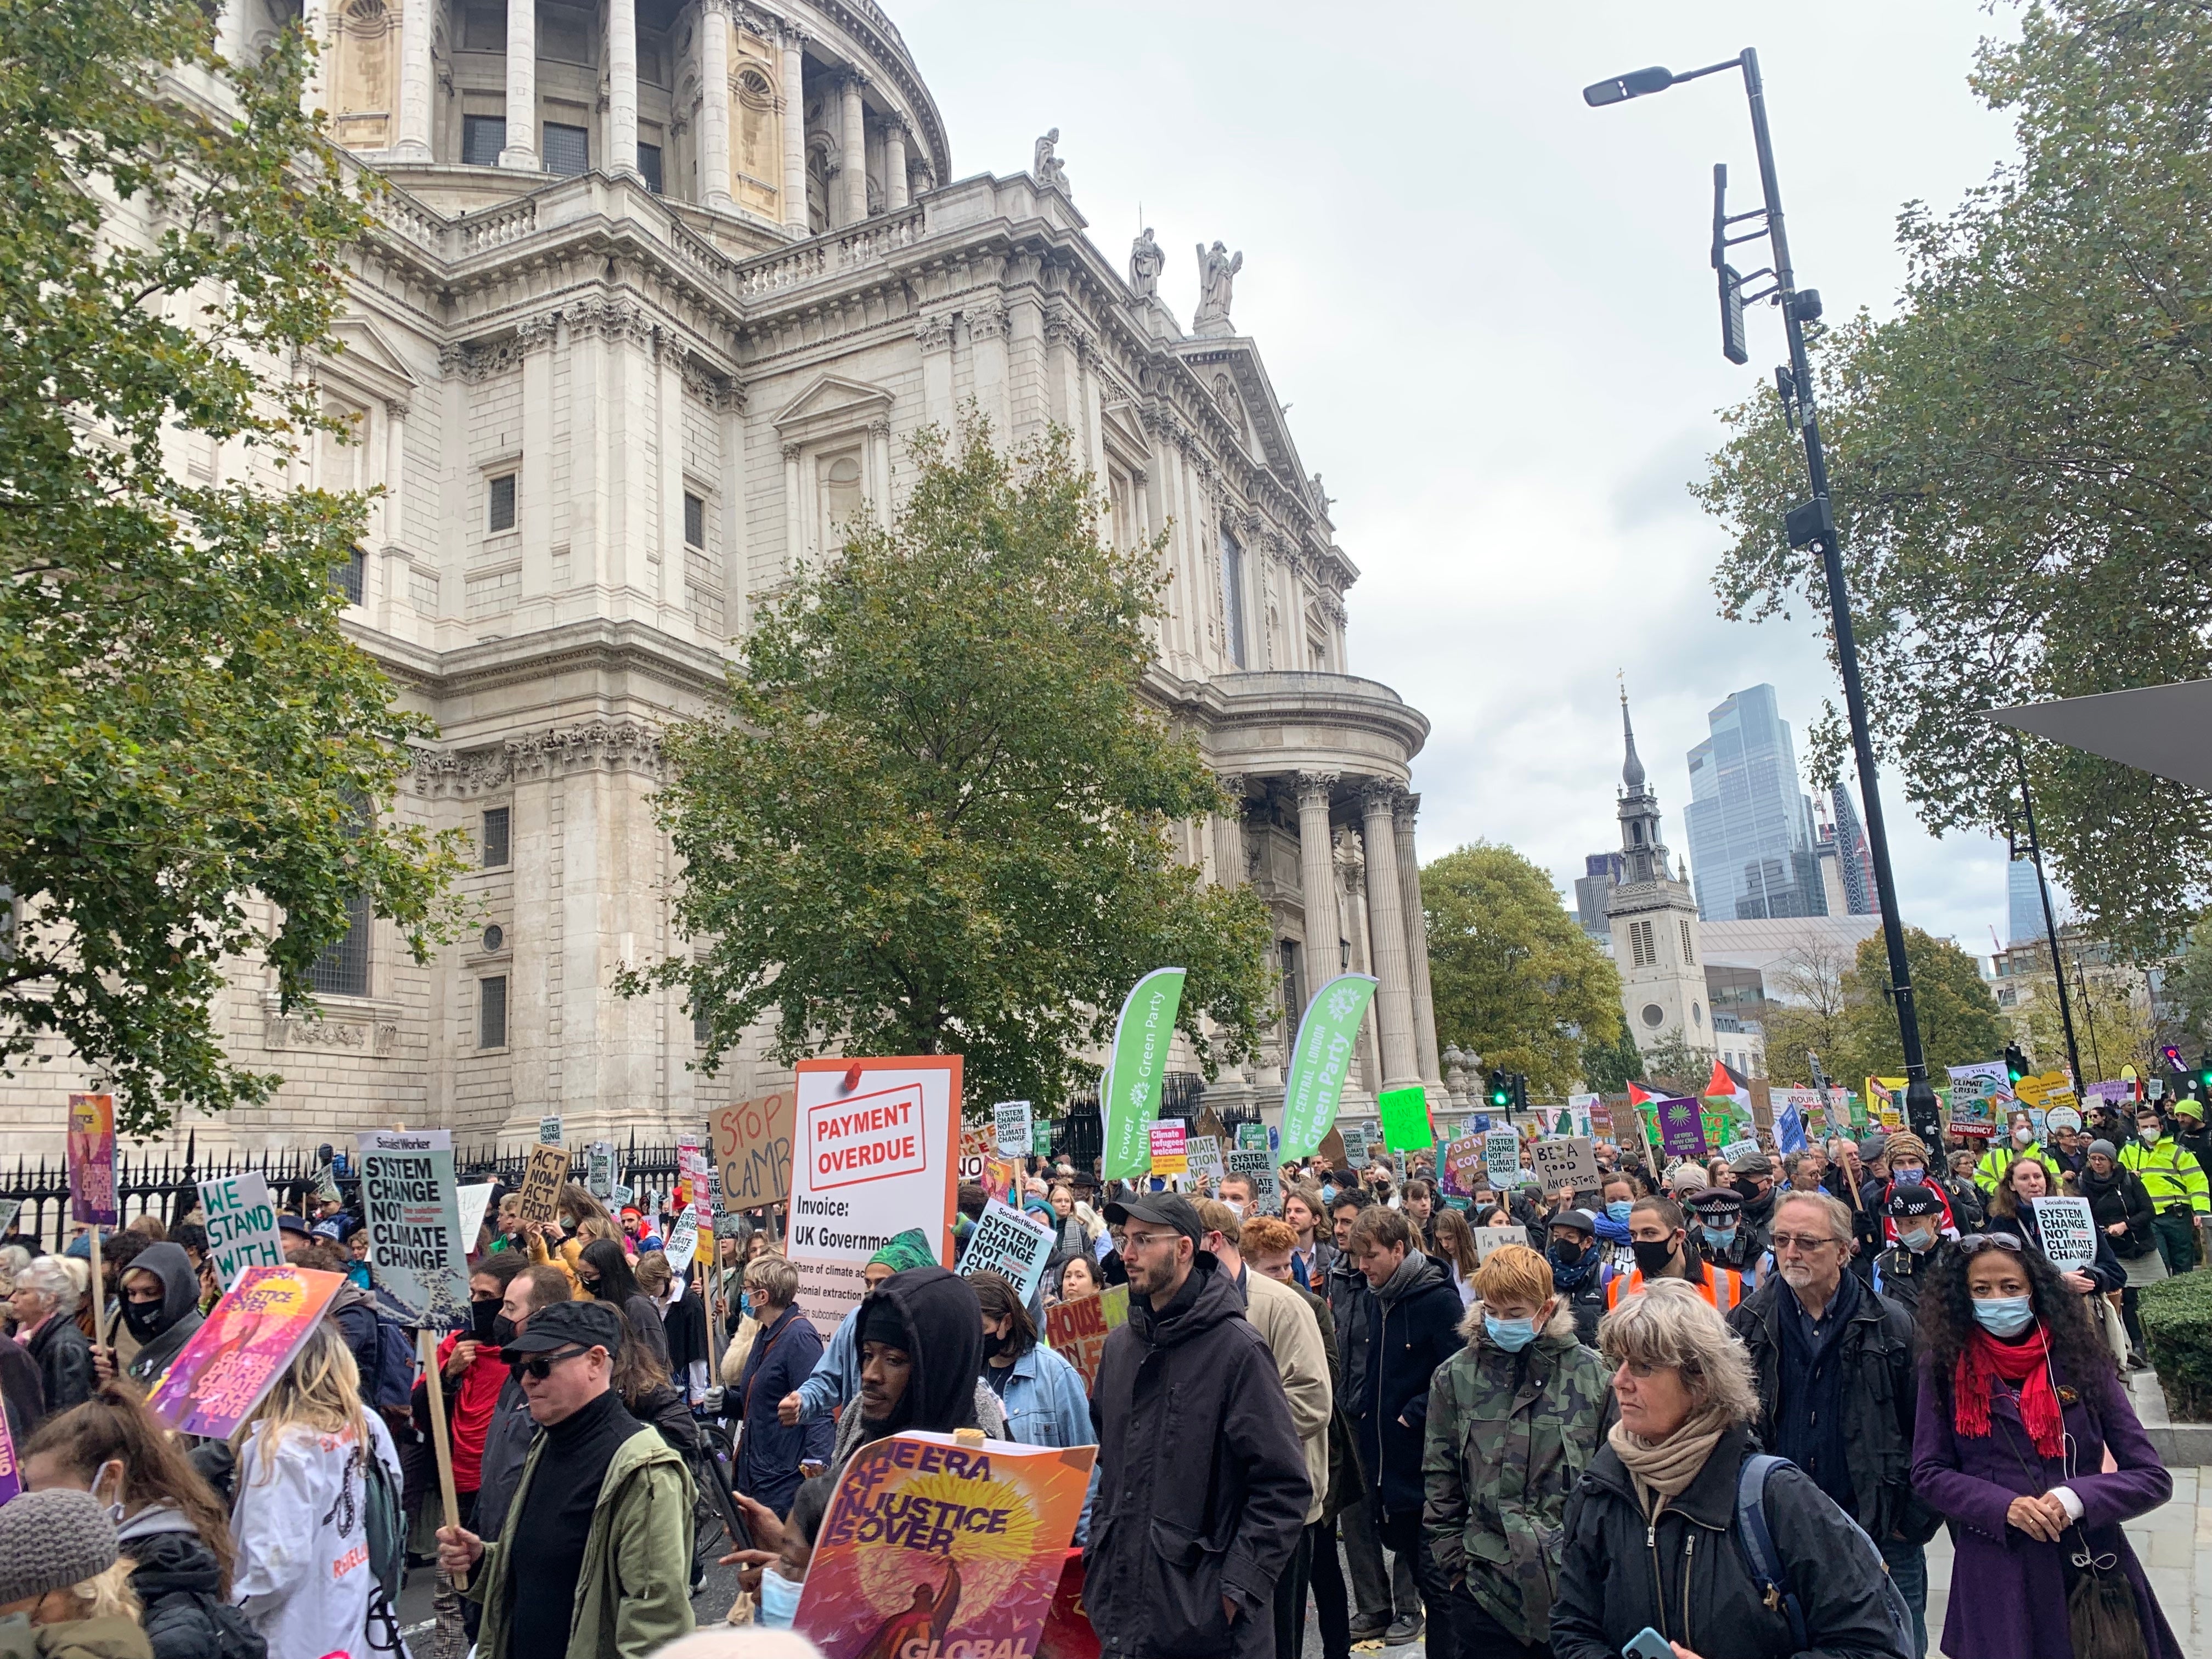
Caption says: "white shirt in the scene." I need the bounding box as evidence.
[232,1412,406,1659]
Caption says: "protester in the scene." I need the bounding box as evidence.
[729,1254,831,1523]
[1282,1188,1336,1293]
[1593,1175,1636,1268]
[1987,1156,2125,1295]
[2120,1104,2208,1274]
[471,1262,575,1551]
[1784,1147,1828,1192]
[94,1245,202,1392]
[436,1300,696,1659]
[824,1266,998,1481]
[1319,1188,1398,1643]
[13,1257,95,1425]
[1053,1253,1100,1302]
[576,1238,672,1368]
[1544,1207,1607,1345]
[2081,1136,2165,1359]
[776,1230,938,1429]
[633,1251,710,1405]
[1550,1280,1912,1659]
[1872,1183,1947,1317]
[1604,1195,1746,1313]
[1429,1207,1480,1307]
[1910,1234,2181,1658]
[0,1488,153,1659]
[1975,1111,2052,1196]
[1085,1194,1307,1659]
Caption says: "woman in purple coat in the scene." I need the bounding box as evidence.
[1910,1234,2180,1658]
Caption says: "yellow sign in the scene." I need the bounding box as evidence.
[2014,1071,2079,1114]
[1865,1077,1907,1129]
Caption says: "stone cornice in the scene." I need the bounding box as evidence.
[353,616,731,709]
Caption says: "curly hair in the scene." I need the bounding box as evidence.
[1915,1242,2113,1401]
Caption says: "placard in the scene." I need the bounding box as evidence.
[456,1183,495,1255]
[957,1197,1056,1305]
[1773,1104,1809,1157]
[1278,973,1379,1158]
[2044,1105,2083,1135]
[1528,1136,1600,1194]
[358,1129,469,1330]
[1041,1284,1129,1391]
[1237,1121,1271,1152]
[1223,1148,1280,1215]
[199,1171,285,1292]
[1341,1122,1370,1169]
[514,1142,570,1227]
[0,1392,18,1505]
[1482,1129,1523,1187]
[1031,1117,1054,1159]
[611,1181,634,1207]
[1148,1121,1187,1178]
[1472,1226,1527,1262]
[1565,1094,1600,1138]
[788,1057,961,1340]
[2031,1195,2098,1273]
[1316,1125,1348,1169]
[586,1140,616,1201]
[1101,968,1188,1181]
[994,1101,1033,1159]
[66,1093,117,1227]
[713,1089,795,1213]
[664,1204,701,1288]
[1654,1096,1708,1160]
[1719,1137,1762,1168]
[1184,1134,1224,1182]
[795,1431,1096,1659]
[537,1115,563,1147]
[1378,1084,1432,1154]
[144,1266,346,1438]
[1440,1136,1484,1199]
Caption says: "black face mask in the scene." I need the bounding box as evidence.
[981,1331,1008,1362]
[1732,1177,1762,1202]
[121,1299,171,1343]
[1631,1238,1678,1278]
[490,1313,518,1350]
[1548,1239,1584,1267]
[471,1299,502,1343]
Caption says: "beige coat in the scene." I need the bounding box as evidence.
[1245,1266,1334,1523]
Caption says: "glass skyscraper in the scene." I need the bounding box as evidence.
[2008,856,2045,947]
[1683,684,1829,922]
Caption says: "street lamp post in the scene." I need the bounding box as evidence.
[2008,736,2085,1090]
[1585,48,1942,1144]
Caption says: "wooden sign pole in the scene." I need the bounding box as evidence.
[418,1328,466,1590]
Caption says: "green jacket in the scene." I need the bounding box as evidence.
[1419,1301,1612,1646]
[469,1419,697,1659]
[2121,1136,2211,1214]
[1974,1139,2052,1195]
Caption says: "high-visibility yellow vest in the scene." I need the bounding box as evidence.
[2120,1137,2210,1215]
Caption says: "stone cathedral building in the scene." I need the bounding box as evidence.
[4,0,1446,1150]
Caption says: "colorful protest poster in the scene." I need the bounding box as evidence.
[979,1156,1019,1208]
[994,1102,1033,1159]
[1224,1148,1280,1214]
[456,1183,495,1255]
[1865,1076,1908,1129]
[712,1089,796,1212]
[1482,1128,1523,1187]
[1773,1104,1809,1157]
[1147,1121,1187,1178]
[2016,1070,2080,1117]
[1042,1284,1130,1392]
[1184,1135,1224,1183]
[1101,968,1188,1181]
[1566,1094,1600,1138]
[2031,1195,2098,1273]
[1440,1136,1485,1199]
[1377,1084,1432,1154]
[199,1171,284,1291]
[795,1431,1097,1659]
[1278,973,1379,1158]
[1236,1121,1271,1152]
[514,1142,569,1226]
[1529,1136,1599,1194]
[145,1266,345,1438]
[67,1093,117,1227]
[358,1130,469,1331]
[537,1114,563,1146]
[958,1197,1057,1305]
[789,1057,961,1340]
[1945,1062,2006,1138]
[1655,1096,1708,1161]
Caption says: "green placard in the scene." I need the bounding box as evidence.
[1278,974,1379,1159]
[1378,1084,1433,1153]
[1101,967,1188,1180]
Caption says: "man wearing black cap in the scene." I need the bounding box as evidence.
[436,1299,697,1659]
[1086,1194,1308,1659]
[1545,1209,1607,1346]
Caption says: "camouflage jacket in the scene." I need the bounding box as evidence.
[1419,1300,1611,1647]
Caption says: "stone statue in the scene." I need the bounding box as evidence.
[1032,128,1068,194]
[1128,227,1164,299]
[1193,240,1243,337]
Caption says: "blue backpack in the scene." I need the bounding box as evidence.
[1733,1453,1915,1652]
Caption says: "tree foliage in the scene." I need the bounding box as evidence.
[1756,940,1858,1088]
[2006,952,2157,1082]
[0,0,468,1134]
[631,419,1277,1109]
[1581,1025,1645,1095]
[1694,1,2212,952]
[1821,928,2009,1086]
[1422,843,1624,1098]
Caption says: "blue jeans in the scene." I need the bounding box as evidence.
[1881,1535,1928,1659]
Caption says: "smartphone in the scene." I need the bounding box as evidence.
[1621,1629,1673,1659]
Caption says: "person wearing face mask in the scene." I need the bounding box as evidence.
[1602,1195,1746,1315]
[1863,1131,1976,1245]
[2119,1105,2209,1275]
[1684,1187,1765,1286]
[1592,1176,1637,1270]
[1421,1244,1608,1659]
[468,1263,575,1573]
[1544,1209,1608,1345]
[2080,1136,2163,1362]
[91,1245,201,1393]
[1870,1184,1946,1317]
[1974,1111,2052,1197]
[729,1255,832,1527]
[1909,1234,2181,1659]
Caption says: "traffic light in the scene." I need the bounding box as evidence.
[2197,1053,2212,1099]
[2005,1044,2028,1085]
[1510,1073,1529,1111]
[1487,1073,1512,1111]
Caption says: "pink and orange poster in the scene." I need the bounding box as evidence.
[145,1266,345,1438]
[796,1431,1096,1659]
[67,1092,117,1227]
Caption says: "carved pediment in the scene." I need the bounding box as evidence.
[770,371,892,442]
[319,313,421,407]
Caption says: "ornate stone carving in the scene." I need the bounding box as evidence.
[1193,241,1242,337]
[965,303,1009,342]
[1357,779,1404,817]
[506,719,667,781]
[913,313,955,352]
[439,313,558,383]
[1032,127,1069,194]
[263,1012,400,1055]
[1128,227,1163,299]
[411,745,510,799]
[1294,771,1339,810]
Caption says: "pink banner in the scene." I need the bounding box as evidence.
[145,1267,345,1439]
[67,1093,117,1227]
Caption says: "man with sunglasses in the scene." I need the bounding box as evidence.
[437,1299,697,1659]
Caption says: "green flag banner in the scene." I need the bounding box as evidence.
[1378,1083,1434,1153]
[1102,967,1188,1180]
[1278,974,1379,1158]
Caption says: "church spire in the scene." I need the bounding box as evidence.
[1620,687,1646,792]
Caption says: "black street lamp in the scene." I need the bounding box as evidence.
[1584,48,1943,1144]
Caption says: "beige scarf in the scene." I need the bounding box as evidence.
[1608,1406,1732,1518]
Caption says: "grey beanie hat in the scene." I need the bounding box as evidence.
[2089,1138,2119,1161]
[0,1489,119,1606]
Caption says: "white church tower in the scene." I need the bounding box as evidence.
[1606,692,1716,1063]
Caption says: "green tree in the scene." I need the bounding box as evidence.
[1581,1025,1645,1094]
[628,419,1277,1109]
[1831,928,2008,1086]
[1694,1,2212,952]
[1423,843,1623,1098]
[2162,921,2212,1049]
[1,1,467,1135]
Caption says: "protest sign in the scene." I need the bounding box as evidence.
[1654,1096,1708,1160]
[789,1056,961,1340]
[1042,1284,1130,1392]
[1472,1226,1527,1262]
[712,1089,795,1214]
[1279,973,1379,1157]
[665,1204,702,1288]
[1148,1121,1187,1177]
[1719,1137,1762,1169]
[514,1142,570,1226]
[1566,1094,1600,1138]
[2045,1105,2083,1135]
[2031,1195,2098,1273]
[957,1197,1056,1305]
[145,1266,345,1438]
[611,1181,634,1207]
[538,1114,563,1147]
[1184,1134,1224,1182]
[1101,968,1188,1181]
[1341,1121,1370,1168]
[586,1140,616,1201]
[358,1130,469,1330]
[67,1093,117,1227]
[456,1183,495,1255]
[1378,1084,1432,1154]
[0,1199,18,1238]
[1440,1136,1485,1199]
[1317,1125,1349,1169]
[2015,1070,2080,1117]
[1224,1148,1280,1214]
[1774,1104,1809,1157]
[1482,1129,1523,1187]
[1529,1136,1600,1194]
[1945,1062,2007,1138]
[1237,1121,1271,1152]
[198,1171,284,1292]
[994,1101,1033,1159]
[677,1142,712,1215]
[795,1431,1096,1659]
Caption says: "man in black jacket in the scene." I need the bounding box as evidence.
[1728,1189,1932,1658]
[1322,1189,1395,1643]
[1087,1194,1308,1659]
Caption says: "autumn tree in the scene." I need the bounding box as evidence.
[1829,928,2008,1086]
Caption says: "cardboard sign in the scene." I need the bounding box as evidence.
[1482,1129,1523,1187]
[2031,1195,2098,1273]
[1472,1226,1528,1262]
[1719,1137,1762,1168]
[66,1092,117,1227]
[145,1267,346,1438]
[713,1088,797,1212]
[995,1101,1034,1159]
[1440,1136,1485,1199]
[957,1197,1056,1305]
[1317,1126,1349,1170]
[586,1141,616,1201]
[795,1431,1097,1659]
[1042,1284,1130,1392]
[456,1182,495,1255]
[1341,1122,1371,1169]
[1224,1148,1280,1214]
[537,1114,563,1147]
[1148,1121,1187,1177]
[1184,1135,1224,1182]
[358,1129,469,1330]
[1529,1137,1600,1194]
[789,1057,961,1340]
[199,1171,285,1292]
[514,1142,570,1226]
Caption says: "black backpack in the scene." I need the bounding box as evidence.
[1734,1453,1914,1654]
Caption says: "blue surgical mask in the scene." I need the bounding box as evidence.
[1892,1166,1925,1185]
[1701,1224,1737,1250]
[1973,1296,2036,1338]
[758,1567,803,1628]
[739,1291,753,1320]
[1321,1183,1337,1204]
[1606,1200,1634,1222]
[1484,1314,1538,1352]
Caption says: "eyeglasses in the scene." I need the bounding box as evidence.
[513,1346,591,1381]
[1956,1233,2023,1255]
[1768,1232,1846,1253]
[1119,1229,1184,1252]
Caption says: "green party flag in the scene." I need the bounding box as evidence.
[1378,1084,1434,1153]
[1101,967,1188,1180]
[1278,974,1379,1159]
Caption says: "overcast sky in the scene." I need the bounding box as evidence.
[897,0,2027,958]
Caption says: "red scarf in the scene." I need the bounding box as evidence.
[1953,1325,2065,1458]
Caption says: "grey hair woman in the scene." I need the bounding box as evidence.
[11,1257,94,1425]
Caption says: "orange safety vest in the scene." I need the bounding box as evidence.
[1605,1260,1745,1316]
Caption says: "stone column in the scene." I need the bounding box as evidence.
[882,117,909,210]
[1294,774,1340,1011]
[1394,793,1444,1088]
[499,0,539,168]
[1359,781,1423,1092]
[1212,774,1248,890]
[837,71,867,225]
[393,0,433,157]
[1340,836,1384,1097]
[376,399,409,628]
[300,0,328,117]
[778,29,809,232]
[697,0,733,207]
[214,0,249,64]
[607,0,640,176]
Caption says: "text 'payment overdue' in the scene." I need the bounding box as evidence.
[806,1084,927,1190]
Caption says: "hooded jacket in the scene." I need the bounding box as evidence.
[1352,1249,1464,1515]
[1085,1255,1309,1659]
[115,1505,266,1659]
[1421,1300,1610,1647]
[118,1245,203,1389]
[1240,1267,1333,1526]
[825,1267,984,1479]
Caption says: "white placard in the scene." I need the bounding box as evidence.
[199,1171,285,1291]
[1720,1137,1762,1167]
[2031,1195,2098,1273]
[1482,1129,1523,1187]
[1529,1136,1600,1194]
[1185,1134,1224,1182]
[664,1203,702,1290]
[1472,1225,1528,1262]
[1224,1148,1280,1214]
[957,1196,1055,1305]
[456,1182,495,1254]
[586,1141,616,1200]
[994,1101,1033,1158]
[538,1115,563,1146]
